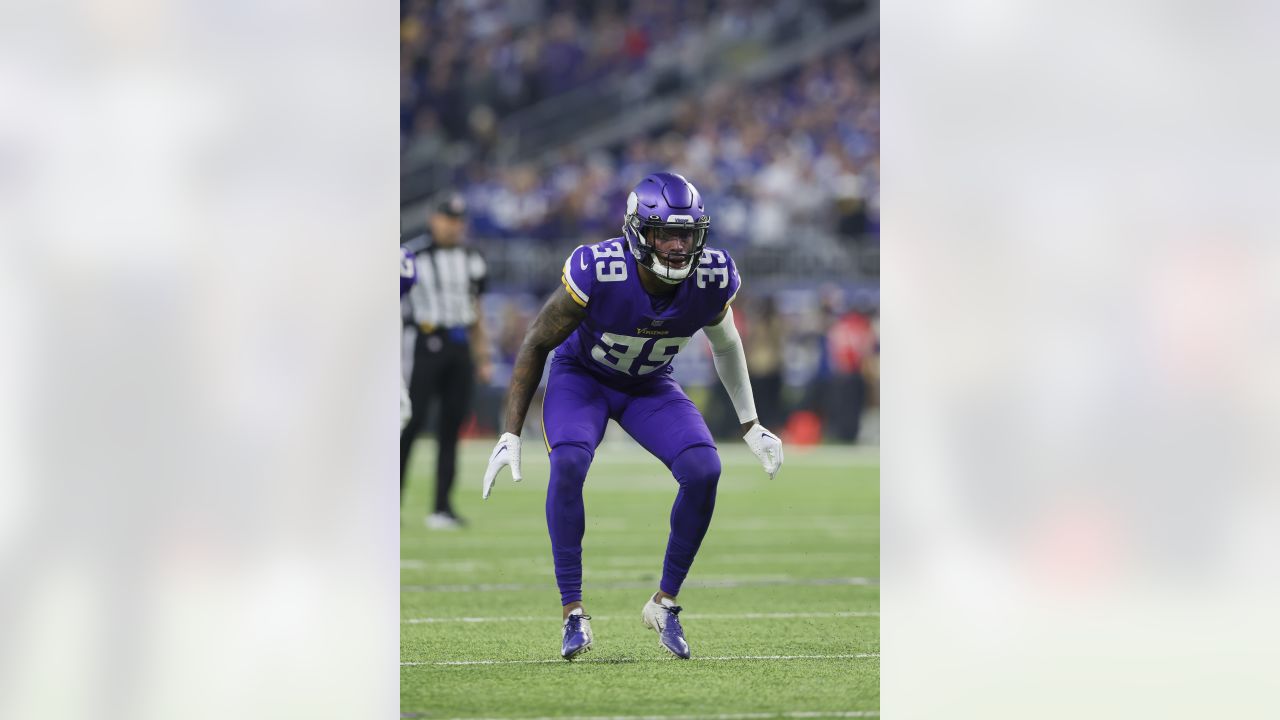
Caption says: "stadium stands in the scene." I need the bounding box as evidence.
[402,0,879,442]
[401,0,878,260]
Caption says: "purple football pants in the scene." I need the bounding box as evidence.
[542,359,721,605]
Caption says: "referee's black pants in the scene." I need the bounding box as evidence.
[400,328,473,515]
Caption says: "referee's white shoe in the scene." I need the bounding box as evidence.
[425,511,464,530]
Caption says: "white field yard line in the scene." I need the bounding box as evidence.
[430,707,880,712]
[401,526,878,546]
[403,610,879,624]
[402,528,875,546]
[403,521,876,537]
[401,576,878,593]
[402,551,871,569]
[402,653,879,667]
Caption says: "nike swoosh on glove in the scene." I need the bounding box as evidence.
[743,424,783,480]
[482,432,523,499]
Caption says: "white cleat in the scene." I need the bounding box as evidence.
[641,596,691,659]
[561,611,593,659]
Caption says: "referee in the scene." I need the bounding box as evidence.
[401,193,491,529]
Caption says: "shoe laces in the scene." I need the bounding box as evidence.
[565,613,591,631]
[661,604,684,633]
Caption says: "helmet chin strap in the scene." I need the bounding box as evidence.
[647,254,695,284]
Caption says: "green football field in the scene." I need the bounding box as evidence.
[401,438,880,719]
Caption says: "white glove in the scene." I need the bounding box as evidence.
[482,432,523,499]
[744,424,783,480]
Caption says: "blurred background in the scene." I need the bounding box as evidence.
[8,0,1280,717]
[401,0,880,446]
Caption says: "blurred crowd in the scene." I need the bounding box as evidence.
[401,0,865,147]
[402,0,879,250]
[693,286,880,444]
[403,0,880,443]
[454,47,878,250]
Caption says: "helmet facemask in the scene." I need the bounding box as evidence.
[623,206,710,285]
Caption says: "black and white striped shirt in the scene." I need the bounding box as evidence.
[401,233,487,330]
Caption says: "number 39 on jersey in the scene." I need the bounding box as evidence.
[590,333,691,375]
[558,237,740,380]
[590,240,628,283]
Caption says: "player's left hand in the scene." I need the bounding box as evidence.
[482,432,523,499]
[743,423,783,480]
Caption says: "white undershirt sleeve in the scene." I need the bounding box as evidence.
[703,307,758,425]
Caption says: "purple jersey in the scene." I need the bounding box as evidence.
[400,247,416,297]
[555,237,740,386]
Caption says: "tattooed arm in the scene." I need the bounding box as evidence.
[503,289,586,434]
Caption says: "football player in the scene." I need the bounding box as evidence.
[481,172,784,660]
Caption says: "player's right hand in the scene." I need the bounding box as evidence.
[482,432,522,500]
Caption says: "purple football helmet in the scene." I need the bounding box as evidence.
[622,172,711,284]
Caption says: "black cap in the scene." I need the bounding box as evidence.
[434,192,467,218]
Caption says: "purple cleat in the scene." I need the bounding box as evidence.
[641,597,691,659]
[561,612,593,660]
